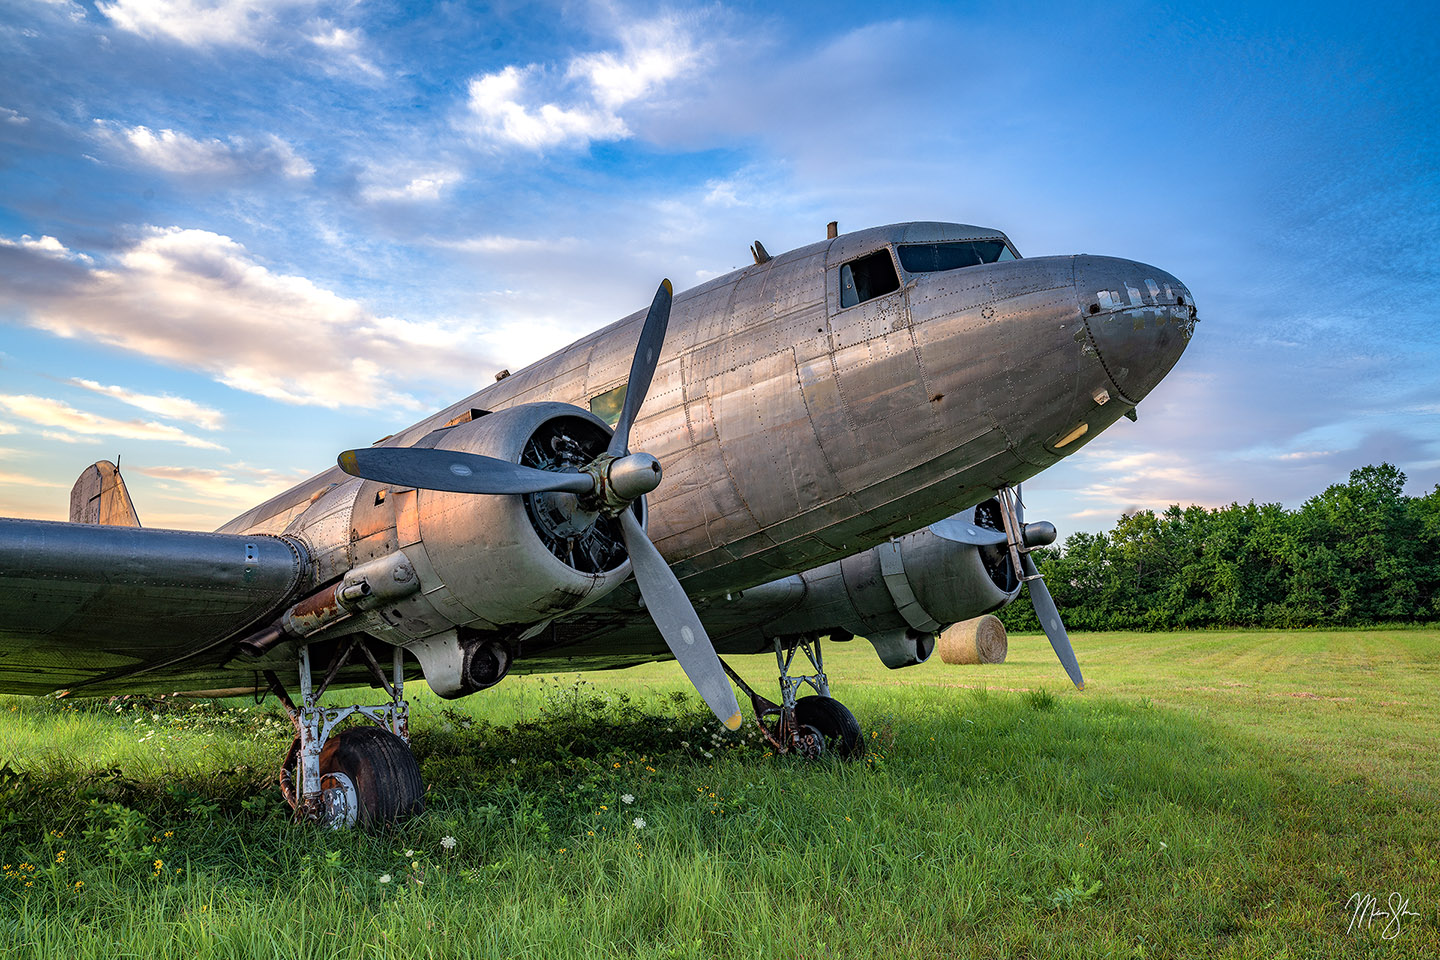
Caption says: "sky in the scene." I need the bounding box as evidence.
[0,0,1436,535]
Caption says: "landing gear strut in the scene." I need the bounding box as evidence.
[265,639,424,827]
[721,636,864,760]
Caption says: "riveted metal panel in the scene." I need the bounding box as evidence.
[707,348,842,530]
[289,477,363,583]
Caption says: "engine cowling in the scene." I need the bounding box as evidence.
[761,500,1022,668]
[290,402,647,699]
[411,402,642,629]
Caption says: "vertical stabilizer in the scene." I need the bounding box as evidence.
[69,460,142,527]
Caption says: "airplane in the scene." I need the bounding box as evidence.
[0,221,1197,826]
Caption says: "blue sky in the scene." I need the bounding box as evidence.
[1,0,1435,533]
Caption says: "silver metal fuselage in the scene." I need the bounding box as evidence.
[223,221,1192,600]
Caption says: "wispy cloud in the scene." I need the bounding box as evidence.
[359,165,461,203]
[0,470,65,489]
[307,20,382,79]
[431,234,577,254]
[68,378,225,430]
[463,22,699,150]
[95,121,314,181]
[137,462,309,507]
[96,0,323,49]
[0,228,492,409]
[0,394,225,449]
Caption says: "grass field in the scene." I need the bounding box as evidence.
[2,628,1436,958]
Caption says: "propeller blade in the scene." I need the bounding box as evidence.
[606,279,673,459]
[1021,552,1084,690]
[930,514,1009,546]
[338,447,594,496]
[618,508,742,729]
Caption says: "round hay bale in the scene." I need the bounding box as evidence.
[938,615,1008,665]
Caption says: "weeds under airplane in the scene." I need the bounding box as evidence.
[0,222,1197,825]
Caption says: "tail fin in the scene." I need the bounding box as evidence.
[69,460,142,527]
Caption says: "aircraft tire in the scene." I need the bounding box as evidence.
[319,726,425,826]
[794,696,864,760]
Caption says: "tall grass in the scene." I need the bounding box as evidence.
[2,629,1437,958]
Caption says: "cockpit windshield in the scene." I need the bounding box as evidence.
[896,240,1016,273]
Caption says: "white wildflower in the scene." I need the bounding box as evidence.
[440,836,457,851]
[510,758,517,765]
[703,751,714,759]
[632,817,646,829]
[404,849,416,857]
[621,794,635,805]
[378,874,392,884]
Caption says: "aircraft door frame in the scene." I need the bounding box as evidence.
[822,247,932,439]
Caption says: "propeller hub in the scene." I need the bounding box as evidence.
[608,452,662,501]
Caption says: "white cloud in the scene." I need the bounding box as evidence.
[96,0,323,49]
[0,394,225,450]
[0,227,492,409]
[0,234,93,263]
[308,21,382,79]
[1,107,29,125]
[359,166,461,203]
[703,178,743,207]
[96,122,314,180]
[68,378,225,430]
[463,23,698,150]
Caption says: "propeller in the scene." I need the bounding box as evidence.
[929,515,1008,547]
[930,492,1085,690]
[337,448,593,496]
[337,279,744,729]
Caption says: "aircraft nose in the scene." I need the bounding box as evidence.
[1073,256,1197,404]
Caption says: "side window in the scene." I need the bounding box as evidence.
[839,249,901,308]
[589,383,627,427]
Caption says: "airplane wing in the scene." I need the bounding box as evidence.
[0,517,308,696]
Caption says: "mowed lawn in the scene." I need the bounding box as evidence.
[1,628,1436,958]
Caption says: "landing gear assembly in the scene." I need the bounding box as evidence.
[265,640,424,828]
[722,636,864,760]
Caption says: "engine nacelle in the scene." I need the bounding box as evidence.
[286,402,646,698]
[763,502,1021,668]
[410,403,641,629]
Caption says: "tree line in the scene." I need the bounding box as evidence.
[995,463,1440,631]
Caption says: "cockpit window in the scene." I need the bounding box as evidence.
[839,250,901,308]
[589,383,627,427]
[897,240,1016,273]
